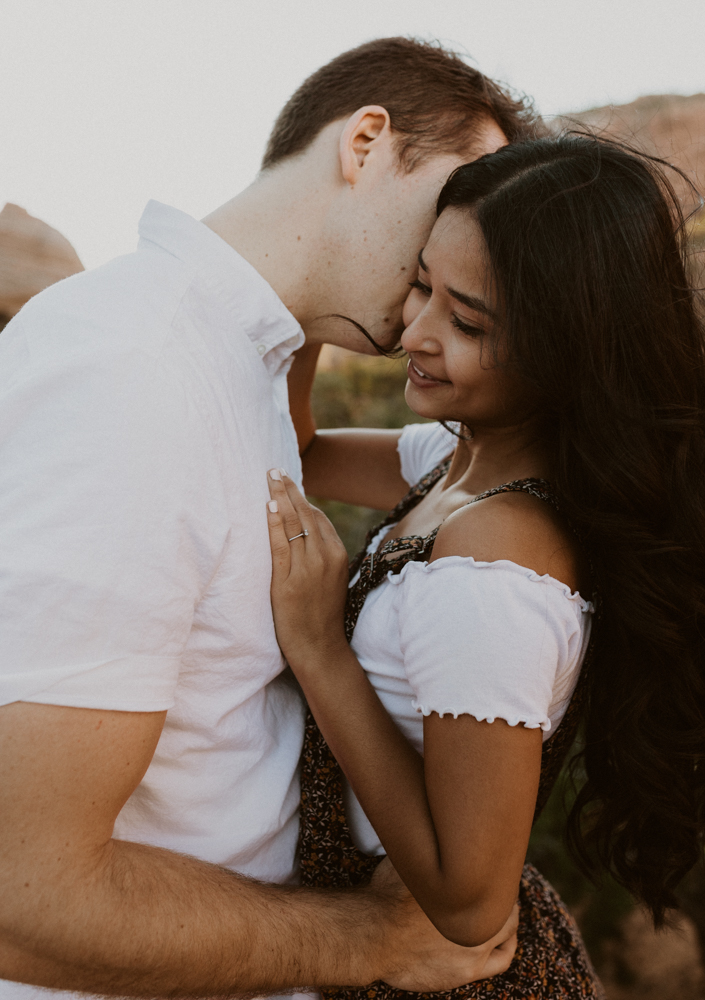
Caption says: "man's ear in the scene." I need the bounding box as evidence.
[339,105,393,185]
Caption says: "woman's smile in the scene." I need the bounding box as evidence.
[406,356,450,389]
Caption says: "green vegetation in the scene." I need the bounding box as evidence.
[309,351,429,554]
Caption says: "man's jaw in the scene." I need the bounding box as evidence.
[304,312,404,356]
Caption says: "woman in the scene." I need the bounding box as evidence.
[265,136,705,998]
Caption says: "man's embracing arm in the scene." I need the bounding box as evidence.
[0,701,518,997]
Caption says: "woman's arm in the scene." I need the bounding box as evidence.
[287,342,322,453]
[295,649,539,948]
[266,473,543,946]
[287,345,408,509]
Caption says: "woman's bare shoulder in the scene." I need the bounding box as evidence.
[430,490,584,593]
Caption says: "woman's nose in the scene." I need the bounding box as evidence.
[401,313,440,355]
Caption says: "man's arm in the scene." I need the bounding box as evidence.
[0,701,518,996]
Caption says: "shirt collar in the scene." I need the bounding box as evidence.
[137,200,305,370]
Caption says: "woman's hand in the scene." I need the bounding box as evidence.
[266,469,350,672]
[371,857,520,988]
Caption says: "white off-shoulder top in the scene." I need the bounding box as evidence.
[344,421,594,855]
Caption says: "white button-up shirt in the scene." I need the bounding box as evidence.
[0,202,307,922]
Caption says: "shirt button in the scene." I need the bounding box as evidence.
[257,343,266,356]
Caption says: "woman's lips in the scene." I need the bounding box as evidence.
[406,357,449,389]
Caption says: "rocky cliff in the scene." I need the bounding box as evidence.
[560,93,705,233]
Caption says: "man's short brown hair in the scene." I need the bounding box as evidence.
[262,37,540,172]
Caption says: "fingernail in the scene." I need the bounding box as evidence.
[279,468,288,478]
[268,500,278,513]
[269,468,282,481]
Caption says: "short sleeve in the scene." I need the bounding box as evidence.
[0,321,229,711]
[396,422,457,486]
[393,557,593,733]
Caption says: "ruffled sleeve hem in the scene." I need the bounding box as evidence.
[388,554,592,745]
[411,700,552,732]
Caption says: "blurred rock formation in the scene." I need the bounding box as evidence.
[560,93,705,247]
[0,203,84,330]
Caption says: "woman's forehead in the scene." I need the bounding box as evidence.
[424,210,494,305]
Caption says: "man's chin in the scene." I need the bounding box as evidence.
[312,311,403,357]
[354,337,395,357]
[341,327,403,358]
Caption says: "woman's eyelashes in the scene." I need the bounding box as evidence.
[409,279,483,337]
[408,278,432,296]
[451,315,484,338]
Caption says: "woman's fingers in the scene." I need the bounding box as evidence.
[264,471,350,671]
[483,902,519,972]
[279,471,321,539]
[311,506,350,565]
[266,498,292,579]
[481,932,518,980]
[268,469,306,545]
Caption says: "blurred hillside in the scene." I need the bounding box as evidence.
[563,93,705,278]
[567,93,705,197]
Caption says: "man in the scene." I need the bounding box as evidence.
[0,38,536,997]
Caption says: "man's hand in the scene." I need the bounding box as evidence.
[0,702,517,996]
[370,858,519,990]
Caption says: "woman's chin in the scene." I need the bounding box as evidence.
[403,381,446,421]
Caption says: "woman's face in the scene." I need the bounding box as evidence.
[401,208,534,430]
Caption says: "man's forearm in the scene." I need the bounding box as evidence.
[1,837,389,996]
[2,705,519,995]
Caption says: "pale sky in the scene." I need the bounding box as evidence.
[2,0,704,268]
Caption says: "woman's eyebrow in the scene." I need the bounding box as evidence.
[447,287,496,320]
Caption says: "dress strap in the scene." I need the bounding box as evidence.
[464,476,559,511]
[347,455,451,580]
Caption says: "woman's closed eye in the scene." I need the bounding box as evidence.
[408,278,432,296]
[409,277,484,338]
[451,314,484,338]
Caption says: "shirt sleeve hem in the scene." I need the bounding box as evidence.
[19,692,175,712]
[0,654,182,711]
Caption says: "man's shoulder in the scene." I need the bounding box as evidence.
[14,246,195,367]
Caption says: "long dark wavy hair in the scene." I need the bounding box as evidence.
[435,135,705,923]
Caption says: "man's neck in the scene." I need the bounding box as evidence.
[202,165,335,333]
